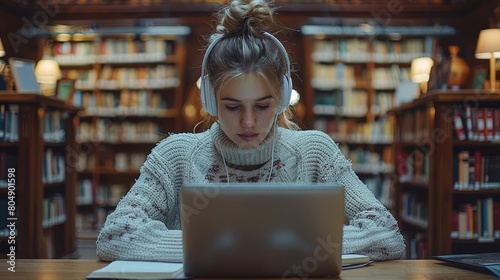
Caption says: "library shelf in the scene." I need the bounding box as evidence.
[0,92,80,258]
[390,90,500,258]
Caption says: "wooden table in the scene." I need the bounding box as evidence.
[0,259,496,279]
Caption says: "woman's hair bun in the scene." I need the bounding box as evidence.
[216,0,275,37]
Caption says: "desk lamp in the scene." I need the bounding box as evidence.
[411,57,434,95]
[475,28,500,91]
[35,59,61,95]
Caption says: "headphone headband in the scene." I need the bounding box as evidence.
[200,32,292,116]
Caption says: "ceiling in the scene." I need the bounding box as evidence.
[0,0,491,18]
[0,0,498,32]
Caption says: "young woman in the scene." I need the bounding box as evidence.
[96,0,405,262]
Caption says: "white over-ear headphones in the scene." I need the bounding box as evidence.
[200,32,292,116]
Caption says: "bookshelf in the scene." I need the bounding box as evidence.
[300,25,455,208]
[39,26,191,236]
[390,90,500,259]
[0,93,79,258]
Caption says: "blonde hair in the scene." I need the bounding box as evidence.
[201,0,299,130]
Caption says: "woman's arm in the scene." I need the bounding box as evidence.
[319,141,405,260]
[96,154,184,262]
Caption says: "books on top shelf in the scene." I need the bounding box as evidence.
[0,104,19,142]
[453,105,500,142]
[45,38,175,66]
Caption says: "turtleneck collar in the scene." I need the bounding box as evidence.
[210,122,279,167]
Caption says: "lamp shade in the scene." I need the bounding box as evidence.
[0,38,5,57]
[35,59,62,84]
[410,57,434,83]
[475,28,500,59]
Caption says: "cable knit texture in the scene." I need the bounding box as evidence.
[96,123,405,262]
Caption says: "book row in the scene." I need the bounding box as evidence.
[402,232,428,259]
[312,64,410,90]
[314,90,394,116]
[77,180,129,207]
[43,148,66,184]
[451,199,500,241]
[77,120,161,144]
[0,105,69,143]
[313,117,393,144]
[397,149,430,184]
[453,151,500,190]
[43,110,68,143]
[0,104,19,142]
[400,192,429,229]
[339,144,394,174]
[314,89,368,114]
[312,38,429,63]
[75,90,168,114]
[42,194,67,229]
[454,105,500,142]
[74,91,164,115]
[62,66,179,91]
[47,39,175,65]
[397,109,431,143]
[76,151,147,173]
[363,175,393,209]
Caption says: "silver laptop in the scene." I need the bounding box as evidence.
[180,183,345,278]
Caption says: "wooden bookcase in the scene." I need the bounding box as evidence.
[0,93,79,258]
[390,90,500,259]
[38,26,191,236]
[299,25,454,208]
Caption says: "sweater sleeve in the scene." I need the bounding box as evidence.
[315,134,405,261]
[96,146,184,262]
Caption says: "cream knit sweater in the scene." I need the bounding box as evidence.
[96,123,405,261]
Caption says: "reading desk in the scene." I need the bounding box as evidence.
[1,259,497,279]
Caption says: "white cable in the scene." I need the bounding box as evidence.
[220,149,230,185]
[267,114,279,184]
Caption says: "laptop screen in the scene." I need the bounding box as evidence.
[181,183,344,278]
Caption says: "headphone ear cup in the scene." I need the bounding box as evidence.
[201,76,217,116]
[279,75,292,114]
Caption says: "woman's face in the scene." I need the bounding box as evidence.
[217,74,278,150]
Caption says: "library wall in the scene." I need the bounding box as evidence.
[1,0,499,259]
